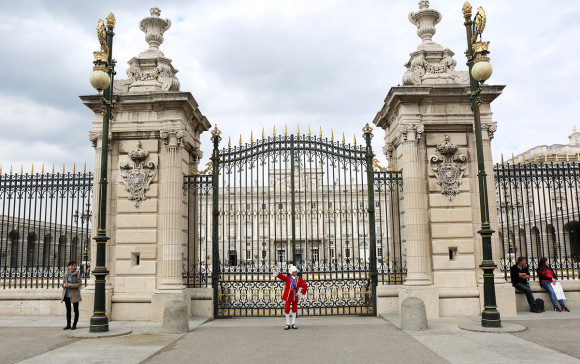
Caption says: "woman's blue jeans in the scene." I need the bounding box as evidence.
[540,281,565,308]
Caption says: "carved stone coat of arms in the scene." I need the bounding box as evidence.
[429,135,467,201]
[120,142,157,207]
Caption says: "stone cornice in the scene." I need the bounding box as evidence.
[373,84,505,130]
[79,91,211,132]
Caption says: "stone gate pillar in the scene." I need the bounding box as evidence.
[373,1,515,318]
[81,7,210,321]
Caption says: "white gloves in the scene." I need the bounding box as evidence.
[272,267,279,278]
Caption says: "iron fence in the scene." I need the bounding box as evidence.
[495,162,580,280]
[0,171,93,288]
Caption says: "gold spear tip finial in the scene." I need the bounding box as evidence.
[10,164,13,174]
[544,153,548,162]
[577,153,580,162]
[73,163,76,173]
[522,154,526,164]
[462,2,473,17]
[534,152,537,163]
[52,163,55,174]
[0,165,2,174]
[319,126,322,138]
[567,152,570,162]
[239,134,242,146]
[106,12,116,28]
[342,132,345,144]
[63,163,66,173]
[511,153,515,164]
[42,163,45,174]
[297,124,300,135]
[308,125,311,137]
[21,164,23,174]
[284,124,287,136]
[273,125,277,136]
[501,153,504,164]
[251,130,254,143]
[228,137,231,148]
[84,162,87,173]
[556,154,559,162]
[353,135,357,146]
[331,129,334,141]
[262,127,265,139]
[31,164,34,174]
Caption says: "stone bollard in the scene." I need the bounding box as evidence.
[162,300,189,334]
[400,297,428,331]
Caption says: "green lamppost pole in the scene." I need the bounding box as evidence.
[462,2,501,328]
[88,12,116,333]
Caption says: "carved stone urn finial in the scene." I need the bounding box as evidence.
[139,6,172,56]
[408,0,441,43]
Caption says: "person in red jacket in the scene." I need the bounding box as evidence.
[273,265,308,330]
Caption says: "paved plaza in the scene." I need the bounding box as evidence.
[1,311,580,364]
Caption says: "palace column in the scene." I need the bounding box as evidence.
[159,129,186,289]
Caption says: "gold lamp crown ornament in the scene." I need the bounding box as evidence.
[470,6,493,83]
[89,19,111,92]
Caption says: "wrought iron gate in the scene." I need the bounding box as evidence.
[184,124,403,317]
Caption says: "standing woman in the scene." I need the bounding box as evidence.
[537,257,569,312]
[62,261,82,330]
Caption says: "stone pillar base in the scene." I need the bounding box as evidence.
[151,290,191,322]
[399,285,439,319]
[479,283,516,318]
[189,288,214,318]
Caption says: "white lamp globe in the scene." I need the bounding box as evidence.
[90,70,111,91]
[471,59,493,83]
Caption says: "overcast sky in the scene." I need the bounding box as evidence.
[0,0,578,173]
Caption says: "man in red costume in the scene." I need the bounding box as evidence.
[273,265,308,330]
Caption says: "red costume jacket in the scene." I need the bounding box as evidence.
[275,272,308,301]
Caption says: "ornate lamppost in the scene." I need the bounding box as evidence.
[88,12,116,333]
[463,2,501,328]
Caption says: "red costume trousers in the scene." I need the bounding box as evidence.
[284,296,299,314]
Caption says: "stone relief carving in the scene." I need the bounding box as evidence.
[429,135,467,201]
[120,142,157,207]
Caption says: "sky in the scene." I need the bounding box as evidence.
[0,0,579,173]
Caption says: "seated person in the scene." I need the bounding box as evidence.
[510,256,541,313]
[537,257,569,312]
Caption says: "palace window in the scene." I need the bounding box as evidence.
[312,249,319,262]
[246,251,251,260]
[377,248,383,257]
